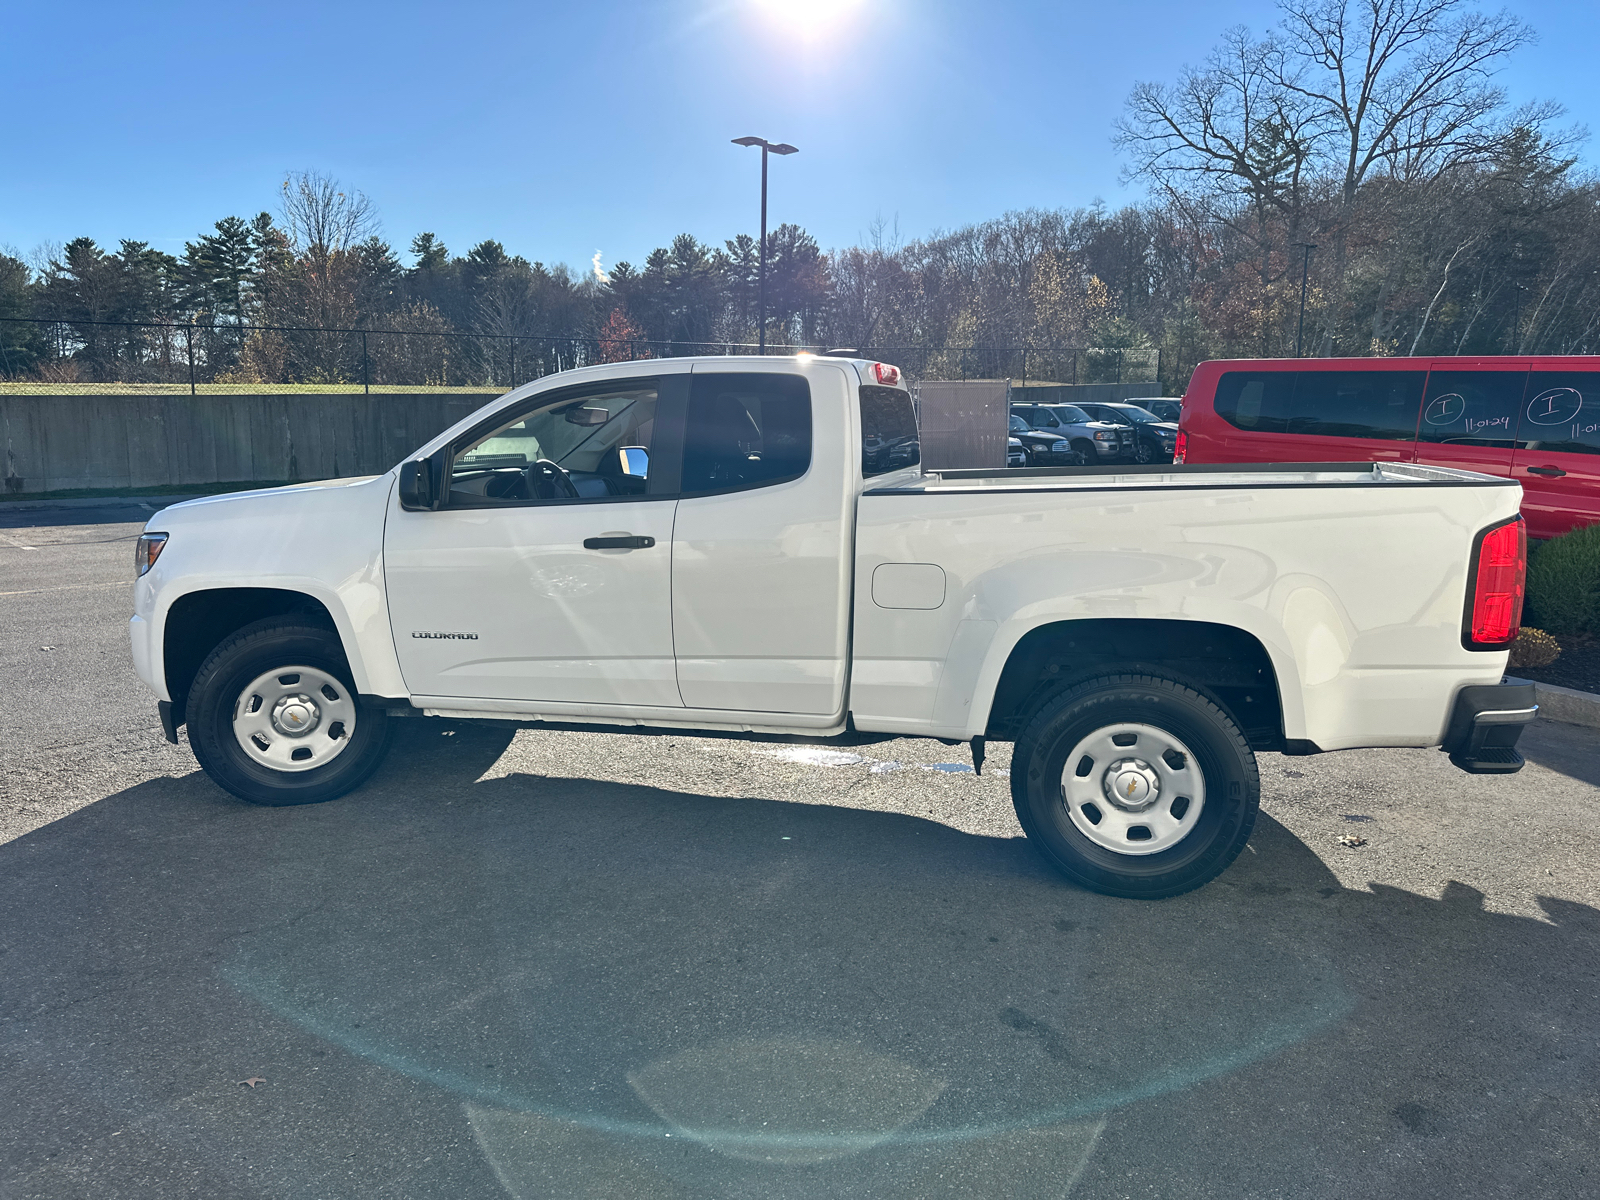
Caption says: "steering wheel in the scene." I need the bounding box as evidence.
[522,458,580,500]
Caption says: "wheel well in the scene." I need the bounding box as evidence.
[163,588,338,727]
[984,618,1285,751]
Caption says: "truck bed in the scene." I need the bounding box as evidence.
[869,460,1515,494]
[849,460,1520,748]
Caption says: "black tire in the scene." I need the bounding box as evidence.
[187,618,393,806]
[1133,438,1156,464]
[1010,674,1258,899]
[1071,440,1096,464]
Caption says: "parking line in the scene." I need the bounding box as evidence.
[0,580,125,598]
[0,532,38,551]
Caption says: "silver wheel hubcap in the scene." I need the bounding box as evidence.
[1060,722,1205,855]
[232,665,356,773]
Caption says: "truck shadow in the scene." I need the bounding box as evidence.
[2,723,1597,1199]
[1517,718,1600,787]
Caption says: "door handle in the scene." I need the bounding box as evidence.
[1525,466,1567,478]
[583,535,656,550]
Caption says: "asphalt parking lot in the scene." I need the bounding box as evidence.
[3,503,1598,1199]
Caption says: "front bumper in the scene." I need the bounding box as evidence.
[1441,682,1538,773]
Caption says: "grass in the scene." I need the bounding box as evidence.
[0,382,507,396]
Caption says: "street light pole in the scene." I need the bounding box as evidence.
[1292,242,1318,357]
[732,136,798,353]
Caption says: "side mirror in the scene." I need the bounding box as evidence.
[398,460,433,510]
[619,446,649,478]
[398,451,446,511]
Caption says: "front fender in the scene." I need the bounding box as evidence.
[132,475,405,700]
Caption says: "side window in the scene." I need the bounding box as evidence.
[1522,372,1600,456]
[448,383,658,505]
[682,373,812,494]
[1214,372,1295,433]
[1418,371,1527,447]
[860,384,920,477]
[1290,371,1425,440]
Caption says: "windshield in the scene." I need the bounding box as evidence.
[1111,405,1162,424]
[1048,406,1091,423]
[1009,413,1029,432]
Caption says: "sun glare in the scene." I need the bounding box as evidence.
[751,0,867,40]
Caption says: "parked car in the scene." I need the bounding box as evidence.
[1144,398,1182,423]
[1010,403,1131,463]
[1076,402,1181,464]
[1008,412,1084,465]
[1175,357,1600,539]
[1007,435,1027,468]
[131,354,1536,899]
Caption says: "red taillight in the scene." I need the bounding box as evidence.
[872,362,901,386]
[1465,517,1526,648]
[1172,429,1187,464]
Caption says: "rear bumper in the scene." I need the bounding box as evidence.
[1441,683,1538,774]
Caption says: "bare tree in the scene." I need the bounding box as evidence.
[1118,27,1322,349]
[279,171,378,279]
[1276,0,1536,346]
[1119,0,1542,351]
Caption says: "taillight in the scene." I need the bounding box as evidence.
[1172,430,1187,464]
[1463,517,1526,648]
[872,362,901,386]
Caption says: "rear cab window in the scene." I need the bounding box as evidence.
[681,373,812,494]
[860,384,920,477]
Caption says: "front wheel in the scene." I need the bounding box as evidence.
[1133,438,1156,464]
[1010,674,1258,898]
[187,618,393,806]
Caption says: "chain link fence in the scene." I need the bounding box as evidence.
[0,316,1158,394]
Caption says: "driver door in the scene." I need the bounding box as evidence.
[385,371,686,708]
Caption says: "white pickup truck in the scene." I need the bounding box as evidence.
[130,355,1537,898]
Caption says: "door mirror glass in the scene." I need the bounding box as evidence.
[619,446,649,478]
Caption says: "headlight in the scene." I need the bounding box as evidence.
[135,533,169,577]
[1094,431,1117,441]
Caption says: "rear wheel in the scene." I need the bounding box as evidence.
[187,618,393,806]
[1010,674,1258,898]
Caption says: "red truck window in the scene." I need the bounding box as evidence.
[1215,370,1424,441]
[1419,371,1527,449]
[1291,371,1424,440]
[1522,373,1600,456]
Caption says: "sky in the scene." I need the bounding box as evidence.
[2,0,1597,278]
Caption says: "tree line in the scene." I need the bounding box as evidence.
[1,0,1594,392]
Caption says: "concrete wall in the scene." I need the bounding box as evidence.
[0,393,502,495]
[1007,383,1163,406]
